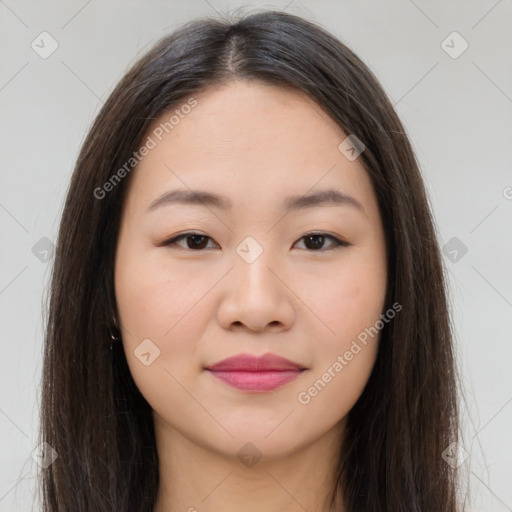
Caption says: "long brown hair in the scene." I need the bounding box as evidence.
[39,9,462,511]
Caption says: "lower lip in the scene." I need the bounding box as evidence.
[207,369,303,392]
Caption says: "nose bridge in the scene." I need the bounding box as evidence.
[233,234,278,295]
[215,232,297,332]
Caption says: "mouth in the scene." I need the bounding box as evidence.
[205,353,307,392]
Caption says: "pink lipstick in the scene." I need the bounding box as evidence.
[205,353,306,392]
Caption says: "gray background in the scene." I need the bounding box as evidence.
[1,1,511,510]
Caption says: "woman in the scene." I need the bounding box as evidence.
[39,9,462,512]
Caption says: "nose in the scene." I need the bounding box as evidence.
[216,246,296,333]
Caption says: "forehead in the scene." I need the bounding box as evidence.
[123,80,377,218]
[162,80,345,154]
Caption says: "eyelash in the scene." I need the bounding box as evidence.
[160,231,350,252]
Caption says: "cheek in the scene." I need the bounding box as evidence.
[115,252,216,411]
[295,342,378,435]
[114,249,216,381]
[306,254,387,353]
[115,249,207,338]
[295,252,386,412]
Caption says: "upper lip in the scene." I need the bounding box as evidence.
[206,353,306,372]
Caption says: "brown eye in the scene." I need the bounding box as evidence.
[161,231,349,252]
[162,233,217,250]
[294,233,348,251]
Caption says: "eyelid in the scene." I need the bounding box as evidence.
[159,231,350,251]
[159,230,215,248]
[296,232,350,250]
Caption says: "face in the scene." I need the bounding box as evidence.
[114,80,387,460]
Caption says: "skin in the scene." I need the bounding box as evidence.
[114,80,388,512]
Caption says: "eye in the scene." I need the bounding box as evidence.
[161,231,349,252]
[161,232,218,250]
[293,232,349,251]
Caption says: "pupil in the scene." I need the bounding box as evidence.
[188,235,207,249]
[306,235,324,249]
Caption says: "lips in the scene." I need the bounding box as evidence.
[205,353,306,392]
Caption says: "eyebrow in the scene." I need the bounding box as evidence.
[146,188,366,215]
